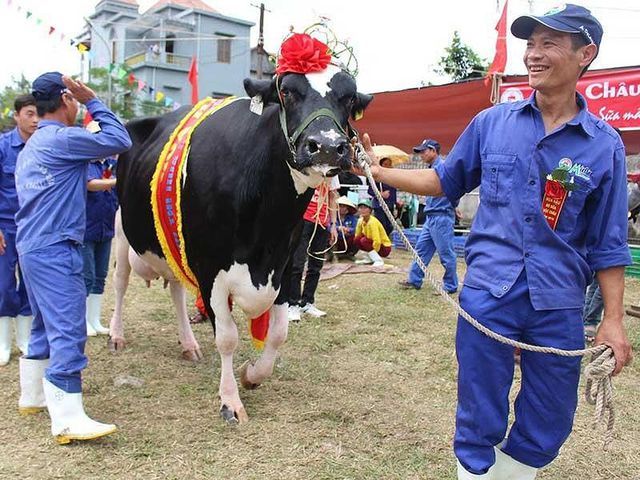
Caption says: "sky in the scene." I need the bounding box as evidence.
[1,0,639,94]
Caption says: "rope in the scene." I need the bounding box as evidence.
[354,146,618,448]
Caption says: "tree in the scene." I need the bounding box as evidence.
[436,31,488,82]
[0,75,31,132]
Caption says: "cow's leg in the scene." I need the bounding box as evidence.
[239,303,288,389]
[168,281,203,362]
[108,211,131,352]
[214,301,248,424]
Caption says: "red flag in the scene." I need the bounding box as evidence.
[82,111,93,126]
[188,56,199,104]
[128,73,136,86]
[486,0,508,82]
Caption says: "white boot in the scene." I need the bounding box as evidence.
[18,357,48,415]
[86,294,109,335]
[15,315,33,355]
[493,447,538,480]
[0,316,13,366]
[85,297,97,337]
[42,378,117,445]
[457,459,494,479]
[368,250,384,267]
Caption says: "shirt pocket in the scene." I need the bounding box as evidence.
[555,179,593,235]
[1,161,16,189]
[480,153,517,206]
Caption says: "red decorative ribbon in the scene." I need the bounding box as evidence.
[542,179,568,230]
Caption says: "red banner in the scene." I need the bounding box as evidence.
[499,68,640,130]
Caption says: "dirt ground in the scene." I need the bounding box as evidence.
[0,250,638,480]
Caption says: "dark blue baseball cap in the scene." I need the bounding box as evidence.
[511,4,603,48]
[32,71,66,101]
[413,138,441,154]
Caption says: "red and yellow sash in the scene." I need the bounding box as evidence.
[150,96,270,350]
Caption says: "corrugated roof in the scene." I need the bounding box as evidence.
[147,0,216,13]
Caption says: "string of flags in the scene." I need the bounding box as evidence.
[2,0,184,118]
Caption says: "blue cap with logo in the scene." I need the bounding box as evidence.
[511,4,603,48]
[413,138,441,154]
[31,72,66,101]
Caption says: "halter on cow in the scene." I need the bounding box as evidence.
[110,32,372,423]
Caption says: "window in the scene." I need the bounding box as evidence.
[216,33,233,63]
[165,34,175,54]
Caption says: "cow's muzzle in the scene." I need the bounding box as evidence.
[297,133,352,176]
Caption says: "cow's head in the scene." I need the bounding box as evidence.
[244,66,372,181]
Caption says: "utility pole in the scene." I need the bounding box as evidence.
[251,3,270,79]
[84,17,112,108]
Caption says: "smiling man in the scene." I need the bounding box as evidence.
[362,4,632,479]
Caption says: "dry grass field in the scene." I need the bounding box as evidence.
[0,250,638,480]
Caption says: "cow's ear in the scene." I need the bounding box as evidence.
[243,78,278,104]
[351,92,373,121]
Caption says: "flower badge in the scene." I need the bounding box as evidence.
[275,33,332,75]
[542,167,577,230]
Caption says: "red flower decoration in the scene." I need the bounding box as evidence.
[544,179,566,199]
[276,33,332,75]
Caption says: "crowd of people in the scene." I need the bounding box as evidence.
[0,5,636,480]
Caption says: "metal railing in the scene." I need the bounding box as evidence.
[125,51,190,68]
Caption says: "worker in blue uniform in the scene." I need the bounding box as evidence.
[15,72,132,444]
[361,5,632,479]
[0,95,38,366]
[398,138,458,294]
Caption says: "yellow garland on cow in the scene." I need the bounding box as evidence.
[150,96,240,296]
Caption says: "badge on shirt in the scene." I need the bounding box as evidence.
[542,167,577,230]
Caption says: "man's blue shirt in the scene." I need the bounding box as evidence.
[0,128,27,231]
[424,155,457,216]
[15,98,131,255]
[85,158,119,243]
[435,92,631,310]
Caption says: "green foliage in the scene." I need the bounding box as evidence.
[436,31,488,81]
[0,74,31,132]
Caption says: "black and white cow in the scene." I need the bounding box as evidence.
[111,65,372,423]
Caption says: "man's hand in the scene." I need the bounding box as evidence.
[62,75,97,104]
[351,133,382,180]
[381,190,391,199]
[0,229,5,255]
[329,225,338,245]
[594,317,633,376]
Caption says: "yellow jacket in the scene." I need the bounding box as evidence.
[355,215,392,252]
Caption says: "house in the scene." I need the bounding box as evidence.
[82,0,254,106]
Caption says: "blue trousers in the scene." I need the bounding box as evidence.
[0,228,31,317]
[455,272,584,473]
[81,239,112,295]
[21,241,87,393]
[583,277,603,328]
[407,214,458,292]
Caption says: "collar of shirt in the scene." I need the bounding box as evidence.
[37,119,66,130]
[511,91,596,138]
[10,128,26,148]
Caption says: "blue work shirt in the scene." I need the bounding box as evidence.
[0,128,27,232]
[435,92,631,310]
[15,98,132,255]
[85,158,118,243]
[424,155,457,216]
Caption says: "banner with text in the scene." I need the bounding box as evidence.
[499,68,640,130]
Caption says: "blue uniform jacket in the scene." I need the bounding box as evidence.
[0,128,26,232]
[15,98,131,255]
[435,92,631,310]
[85,158,118,243]
[424,155,458,216]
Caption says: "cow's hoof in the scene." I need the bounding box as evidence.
[220,404,249,425]
[181,348,204,362]
[108,336,126,353]
[239,361,260,390]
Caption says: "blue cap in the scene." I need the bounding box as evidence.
[413,138,441,154]
[32,72,66,101]
[511,4,603,48]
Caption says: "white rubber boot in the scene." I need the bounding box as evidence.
[85,297,97,337]
[0,316,13,366]
[42,378,117,445]
[368,250,385,267]
[86,294,109,335]
[457,459,494,479]
[15,315,33,355]
[18,357,48,415]
[492,447,538,479]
